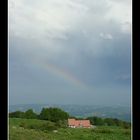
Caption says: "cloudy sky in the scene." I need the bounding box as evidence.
[9,0,132,106]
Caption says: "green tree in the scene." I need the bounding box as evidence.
[87,116,104,125]
[24,109,37,119]
[104,118,114,126]
[39,107,69,122]
[9,111,25,118]
[39,108,51,120]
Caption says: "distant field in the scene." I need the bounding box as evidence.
[9,118,131,140]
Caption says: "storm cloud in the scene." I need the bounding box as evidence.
[9,0,131,106]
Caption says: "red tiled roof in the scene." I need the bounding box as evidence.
[68,119,91,127]
[68,119,76,126]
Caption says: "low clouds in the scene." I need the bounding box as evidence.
[9,0,131,105]
[100,33,113,40]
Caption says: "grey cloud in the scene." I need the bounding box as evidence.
[9,0,131,106]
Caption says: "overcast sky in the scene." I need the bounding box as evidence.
[9,0,132,106]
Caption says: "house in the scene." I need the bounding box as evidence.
[68,118,91,128]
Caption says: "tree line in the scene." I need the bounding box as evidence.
[86,116,131,129]
[9,107,69,122]
[9,107,131,128]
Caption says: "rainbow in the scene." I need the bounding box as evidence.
[41,62,86,89]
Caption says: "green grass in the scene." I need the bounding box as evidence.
[9,118,49,126]
[9,118,131,140]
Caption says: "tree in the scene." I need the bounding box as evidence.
[39,108,51,120]
[9,111,25,118]
[104,118,116,126]
[24,109,37,119]
[87,116,104,125]
[39,107,69,122]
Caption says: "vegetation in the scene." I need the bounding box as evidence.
[87,116,131,128]
[39,107,69,122]
[9,118,131,140]
[9,111,25,118]
[9,107,131,140]
[24,109,38,119]
[9,107,69,122]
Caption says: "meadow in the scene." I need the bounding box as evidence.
[9,118,131,140]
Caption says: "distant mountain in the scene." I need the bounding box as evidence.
[9,104,131,122]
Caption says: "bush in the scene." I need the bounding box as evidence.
[55,120,67,128]
[123,129,131,135]
[19,122,27,128]
[87,116,131,128]
[21,121,58,131]
[9,111,25,118]
[92,128,113,134]
[104,118,116,126]
[9,109,38,119]
[87,116,104,125]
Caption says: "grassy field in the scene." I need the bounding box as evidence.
[9,118,131,140]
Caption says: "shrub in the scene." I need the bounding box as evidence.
[92,128,113,134]
[19,122,27,128]
[9,111,25,118]
[55,120,67,128]
[123,129,131,135]
[22,121,58,131]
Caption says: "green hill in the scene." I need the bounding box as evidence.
[9,118,131,140]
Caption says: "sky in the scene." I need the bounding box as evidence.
[9,0,132,106]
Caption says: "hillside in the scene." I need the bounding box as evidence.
[9,118,131,140]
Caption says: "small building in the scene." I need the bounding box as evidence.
[68,118,91,128]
